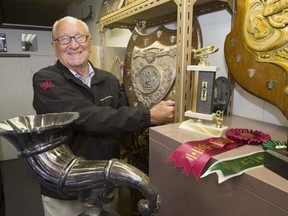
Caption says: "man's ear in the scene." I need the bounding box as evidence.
[51,41,58,57]
[51,41,56,47]
[88,37,92,53]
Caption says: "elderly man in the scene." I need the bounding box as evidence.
[32,16,175,216]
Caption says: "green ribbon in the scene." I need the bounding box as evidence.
[201,151,265,183]
[262,140,287,150]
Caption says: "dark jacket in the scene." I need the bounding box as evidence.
[32,60,150,199]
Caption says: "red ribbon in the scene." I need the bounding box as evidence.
[166,137,238,179]
[191,142,238,179]
[166,128,271,180]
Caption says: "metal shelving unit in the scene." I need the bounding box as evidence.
[99,0,233,122]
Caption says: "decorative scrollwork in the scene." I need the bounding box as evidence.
[123,26,178,108]
[244,0,288,71]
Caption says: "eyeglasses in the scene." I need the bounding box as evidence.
[54,34,89,45]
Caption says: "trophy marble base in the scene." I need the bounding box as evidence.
[179,119,228,137]
[264,149,288,180]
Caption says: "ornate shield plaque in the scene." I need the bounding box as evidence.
[124,26,177,108]
[224,0,288,119]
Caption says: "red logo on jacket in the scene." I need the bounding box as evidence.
[40,80,54,91]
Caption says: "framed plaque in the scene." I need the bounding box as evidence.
[123,26,177,108]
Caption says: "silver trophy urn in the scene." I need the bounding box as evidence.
[0,112,159,216]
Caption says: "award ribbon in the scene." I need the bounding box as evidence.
[166,137,238,179]
[201,139,287,183]
[201,151,265,183]
[191,142,239,179]
[166,128,271,180]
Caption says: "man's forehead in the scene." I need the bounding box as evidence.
[56,23,88,35]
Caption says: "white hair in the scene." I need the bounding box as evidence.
[52,16,90,40]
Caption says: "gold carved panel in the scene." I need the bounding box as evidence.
[225,0,288,119]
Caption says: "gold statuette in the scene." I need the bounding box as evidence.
[192,45,219,66]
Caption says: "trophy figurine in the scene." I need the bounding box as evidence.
[192,45,219,66]
[179,45,228,137]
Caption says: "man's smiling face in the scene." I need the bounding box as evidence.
[52,17,91,74]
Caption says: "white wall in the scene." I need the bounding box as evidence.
[197,11,231,78]
[0,28,56,160]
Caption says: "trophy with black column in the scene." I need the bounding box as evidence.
[179,45,228,137]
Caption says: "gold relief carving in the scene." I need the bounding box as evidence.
[244,0,288,71]
[260,53,271,59]
[277,48,288,59]
[225,0,288,118]
[262,0,288,27]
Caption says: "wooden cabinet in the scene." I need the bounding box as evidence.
[99,0,233,122]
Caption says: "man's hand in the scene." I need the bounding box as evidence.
[150,100,175,125]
